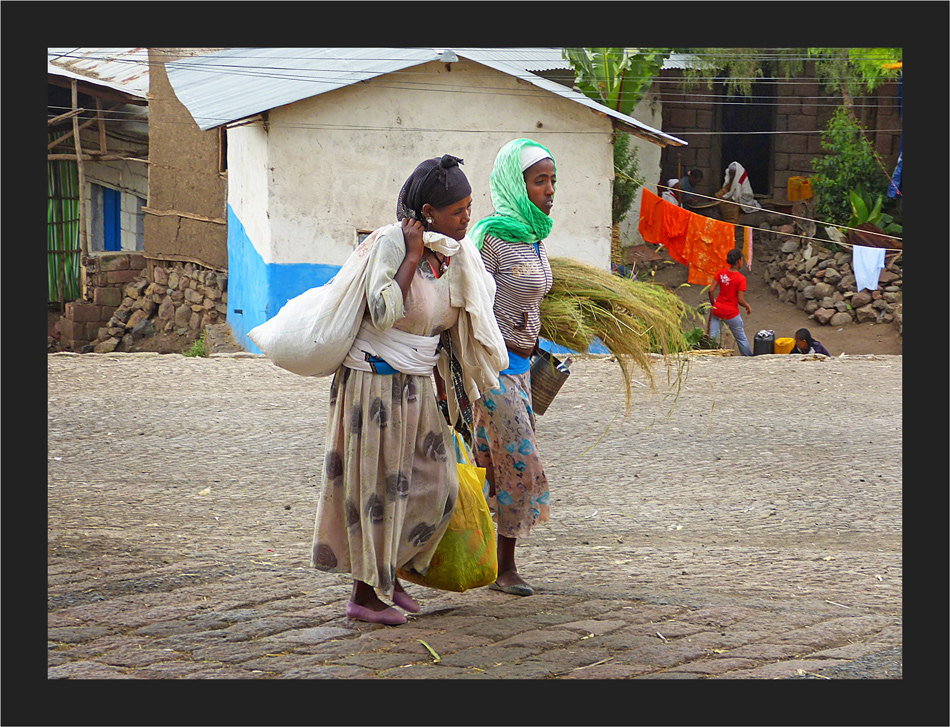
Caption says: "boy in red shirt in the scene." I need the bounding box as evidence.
[707,248,753,356]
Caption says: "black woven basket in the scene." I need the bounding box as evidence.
[529,349,570,416]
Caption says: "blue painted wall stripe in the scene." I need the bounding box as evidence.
[227,204,341,353]
[226,204,606,357]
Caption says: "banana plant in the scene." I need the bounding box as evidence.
[563,47,668,115]
[847,187,902,236]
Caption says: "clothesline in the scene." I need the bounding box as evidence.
[656,182,904,247]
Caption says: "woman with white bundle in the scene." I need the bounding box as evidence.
[311,155,506,624]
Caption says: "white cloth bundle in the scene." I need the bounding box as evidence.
[343,322,440,375]
[249,223,508,405]
[430,230,509,424]
[247,228,382,377]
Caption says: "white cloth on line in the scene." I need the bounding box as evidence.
[852,245,886,292]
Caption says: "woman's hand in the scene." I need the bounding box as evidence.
[395,218,426,302]
[401,218,426,261]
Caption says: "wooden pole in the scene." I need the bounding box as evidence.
[96,98,108,155]
[71,81,88,262]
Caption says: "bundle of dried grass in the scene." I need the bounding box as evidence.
[540,257,692,411]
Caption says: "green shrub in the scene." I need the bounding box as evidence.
[613,132,644,226]
[183,330,208,357]
[811,106,889,226]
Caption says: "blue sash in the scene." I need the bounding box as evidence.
[500,350,531,376]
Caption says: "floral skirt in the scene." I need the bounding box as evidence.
[311,367,457,597]
[472,371,550,539]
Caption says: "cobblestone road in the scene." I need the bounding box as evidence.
[47,351,902,686]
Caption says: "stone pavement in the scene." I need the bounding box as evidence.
[47,351,902,683]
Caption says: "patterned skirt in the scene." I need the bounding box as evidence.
[472,371,550,539]
[311,366,458,597]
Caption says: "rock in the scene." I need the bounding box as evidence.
[152,266,168,286]
[126,309,149,330]
[813,308,836,325]
[823,267,842,284]
[157,296,176,321]
[781,239,800,254]
[830,311,853,326]
[174,303,192,328]
[813,282,836,300]
[132,318,155,338]
[124,279,149,298]
[850,291,873,308]
[94,337,120,353]
[855,305,878,323]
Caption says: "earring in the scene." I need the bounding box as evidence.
[426,217,433,225]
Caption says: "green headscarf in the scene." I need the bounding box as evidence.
[470,138,556,250]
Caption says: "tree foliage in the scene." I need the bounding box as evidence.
[676,48,902,108]
[810,106,889,225]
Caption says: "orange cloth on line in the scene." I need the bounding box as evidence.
[638,188,690,264]
[638,188,736,285]
[683,214,737,286]
[661,197,691,265]
[637,188,665,246]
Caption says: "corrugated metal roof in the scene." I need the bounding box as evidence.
[165,47,686,146]
[47,48,150,98]
[458,50,685,147]
[166,47,442,131]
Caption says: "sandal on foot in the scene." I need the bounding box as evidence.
[489,581,534,596]
[391,589,421,613]
[345,601,407,625]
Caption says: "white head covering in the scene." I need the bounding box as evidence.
[720,162,761,213]
[520,145,553,172]
[661,178,681,206]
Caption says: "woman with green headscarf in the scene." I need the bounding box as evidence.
[469,138,556,596]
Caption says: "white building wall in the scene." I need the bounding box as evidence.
[235,58,616,271]
[226,122,272,258]
[620,87,664,248]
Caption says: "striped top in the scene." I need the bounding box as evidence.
[479,234,553,350]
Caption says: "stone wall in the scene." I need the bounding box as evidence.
[56,253,146,352]
[759,227,902,335]
[56,252,228,353]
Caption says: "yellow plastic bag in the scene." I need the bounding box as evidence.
[397,432,497,592]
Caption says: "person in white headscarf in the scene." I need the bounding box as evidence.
[661,178,681,206]
[717,161,761,214]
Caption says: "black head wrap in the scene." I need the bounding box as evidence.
[396,154,472,223]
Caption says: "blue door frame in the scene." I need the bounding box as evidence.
[103,187,121,251]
